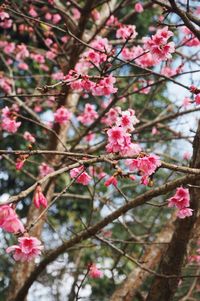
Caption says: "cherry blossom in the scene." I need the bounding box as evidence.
[54,106,72,124]
[168,187,190,209]
[1,117,21,134]
[6,236,43,262]
[70,166,92,185]
[143,27,175,61]
[0,205,24,234]
[78,104,98,125]
[195,94,200,105]
[88,264,103,278]
[135,3,144,13]
[23,131,36,143]
[104,176,118,187]
[116,25,138,40]
[177,208,193,219]
[106,126,131,154]
[39,163,54,178]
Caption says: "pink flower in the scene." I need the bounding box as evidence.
[168,187,190,209]
[70,166,92,185]
[135,3,144,13]
[16,159,25,170]
[116,110,139,132]
[182,97,191,108]
[106,126,131,154]
[92,75,118,96]
[183,151,191,161]
[2,118,21,133]
[72,8,81,20]
[29,6,38,17]
[39,163,54,177]
[52,14,61,24]
[6,236,43,261]
[16,44,29,61]
[78,103,98,125]
[143,27,175,61]
[88,264,103,278]
[0,205,24,233]
[104,176,118,187]
[91,9,100,21]
[177,207,193,219]
[116,25,138,40]
[54,106,72,124]
[23,131,35,143]
[128,154,161,176]
[33,185,48,208]
[195,94,200,105]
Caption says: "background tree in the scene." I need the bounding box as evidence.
[0,0,200,300]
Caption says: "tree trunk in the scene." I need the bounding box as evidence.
[110,213,176,301]
[146,120,200,301]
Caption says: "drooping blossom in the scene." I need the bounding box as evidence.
[104,176,118,187]
[168,187,190,209]
[177,207,193,219]
[88,264,103,278]
[23,131,36,143]
[168,187,193,219]
[39,163,54,178]
[0,205,24,233]
[195,94,200,105]
[70,166,92,185]
[78,104,98,125]
[15,158,25,170]
[54,106,72,124]
[143,26,175,61]
[6,236,43,261]
[134,3,144,13]
[33,185,48,208]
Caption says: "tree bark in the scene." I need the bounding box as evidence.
[146,120,200,301]
[110,213,176,301]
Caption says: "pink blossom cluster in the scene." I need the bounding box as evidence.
[6,236,43,262]
[0,205,24,233]
[54,106,72,125]
[143,26,175,62]
[78,103,98,125]
[0,11,12,28]
[1,106,21,134]
[168,187,193,219]
[105,108,141,156]
[88,264,103,278]
[70,166,92,185]
[116,25,138,40]
[127,154,161,185]
[0,75,12,93]
[121,45,156,67]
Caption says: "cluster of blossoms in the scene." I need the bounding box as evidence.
[127,154,161,185]
[1,106,21,134]
[0,11,12,28]
[64,71,118,97]
[78,103,98,125]
[70,166,92,185]
[6,236,43,262]
[168,187,193,219]
[105,108,141,156]
[54,106,72,125]
[143,26,175,62]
